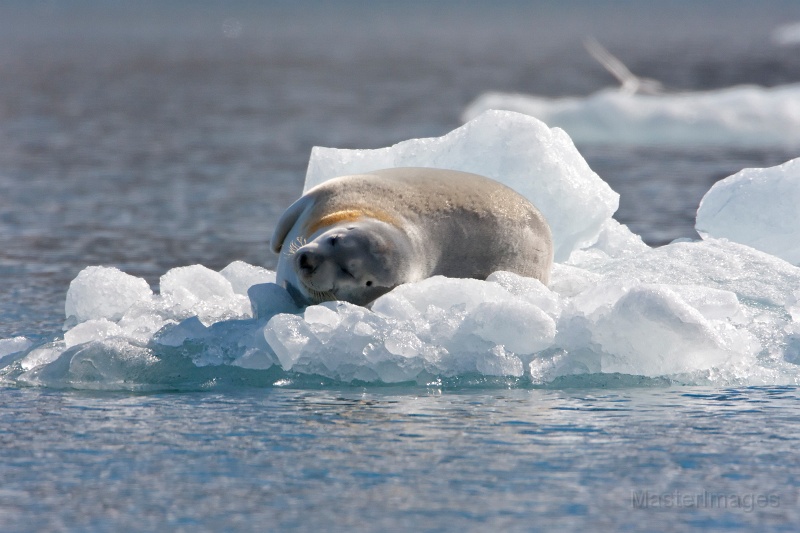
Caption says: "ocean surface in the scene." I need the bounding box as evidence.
[2,1,800,531]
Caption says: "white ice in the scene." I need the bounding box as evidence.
[462,85,800,147]
[696,157,800,265]
[6,111,800,389]
[64,266,153,325]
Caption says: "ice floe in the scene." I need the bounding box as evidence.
[3,111,800,390]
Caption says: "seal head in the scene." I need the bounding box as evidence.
[285,219,412,306]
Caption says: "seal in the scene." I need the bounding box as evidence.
[271,167,553,306]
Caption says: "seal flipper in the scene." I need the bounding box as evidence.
[270,193,313,254]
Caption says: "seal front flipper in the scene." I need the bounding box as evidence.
[270,193,313,254]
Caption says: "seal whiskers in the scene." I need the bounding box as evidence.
[286,236,307,256]
[305,286,337,304]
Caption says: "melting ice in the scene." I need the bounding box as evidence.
[3,110,800,390]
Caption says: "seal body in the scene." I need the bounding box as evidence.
[271,167,553,306]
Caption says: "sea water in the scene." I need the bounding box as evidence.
[2,386,798,532]
[2,1,800,531]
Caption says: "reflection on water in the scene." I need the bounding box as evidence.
[1,385,798,530]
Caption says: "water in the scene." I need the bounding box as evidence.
[2,385,799,532]
[2,1,800,530]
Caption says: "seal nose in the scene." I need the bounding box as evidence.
[296,250,321,277]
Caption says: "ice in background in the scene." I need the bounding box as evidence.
[3,111,800,390]
[462,83,800,148]
[773,20,800,46]
[463,25,800,148]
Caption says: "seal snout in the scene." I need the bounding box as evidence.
[296,249,322,277]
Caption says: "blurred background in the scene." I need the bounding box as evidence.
[2,0,800,338]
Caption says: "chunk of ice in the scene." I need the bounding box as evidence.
[548,263,603,298]
[372,275,516,317]
[161,265,237,302]
[160,265,251,324]
[220,261,277,295]
[65,266,152,324]
[599,238,800,309]
[0,336,32,364]
[486,271,560,317]
[696,157,800,265]
[568,284,756,377]
[566,219,649,269]
[153,316,209,347]
[463,300,555,355]
[247,283,298,320]
[64,319,124,348]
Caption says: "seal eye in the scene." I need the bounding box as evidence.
[328,236,339,246]
[365,281,373,287]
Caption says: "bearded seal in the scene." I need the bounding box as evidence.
[271,167,553,306]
